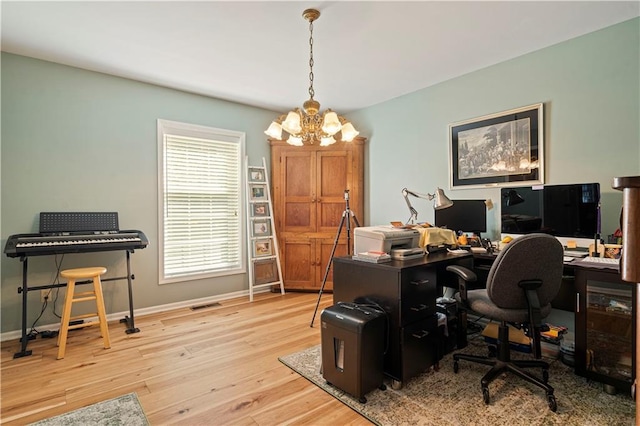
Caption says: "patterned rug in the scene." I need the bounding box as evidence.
[279,338,635,425]
[29,393,148,426]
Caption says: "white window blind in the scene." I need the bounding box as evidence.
[158,119,245,283]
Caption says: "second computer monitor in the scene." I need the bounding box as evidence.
[435,199,487,236]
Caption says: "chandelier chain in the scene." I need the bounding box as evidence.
[308,19,315,101]
[264,9,359,145]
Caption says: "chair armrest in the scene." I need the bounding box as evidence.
[446,265,477,302]
[446,265,477,282]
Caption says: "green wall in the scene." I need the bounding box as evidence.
[351,17,639,236]
[1,53,277,334]
[2,18,639,335]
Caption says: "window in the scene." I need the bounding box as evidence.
[157,119,245,283]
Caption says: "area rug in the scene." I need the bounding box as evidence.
[279,339,635,425]
[29,392,149,426]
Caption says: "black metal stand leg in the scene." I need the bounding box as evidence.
[14,258,32,358]
[120,250,140,334]
[310,190,359,327]
[310,214,346,327]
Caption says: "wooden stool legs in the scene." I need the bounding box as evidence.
[57,267,111,359]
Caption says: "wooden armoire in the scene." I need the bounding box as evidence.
[269,137,365,292]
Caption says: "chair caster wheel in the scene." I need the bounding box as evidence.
[379,384,387,391]
[547,394,557,412]
[482,387,490,404]
[453,361,459,373]
[359,396,367,403]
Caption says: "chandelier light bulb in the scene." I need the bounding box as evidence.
[287,135,304,146]
[281,111,302,135]
[320,136,336,146]
[340,122,359,142]
[264,121,283,139]
[321,111,341,136]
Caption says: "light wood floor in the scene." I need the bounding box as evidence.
[1,292,372,425]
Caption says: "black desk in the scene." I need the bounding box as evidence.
[332,251,473,389]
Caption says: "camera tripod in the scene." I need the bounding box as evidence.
[310,189,360,327]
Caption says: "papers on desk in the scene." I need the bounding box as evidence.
[447,248,468,254]
[470,246,487,253]
[352,251,391,263]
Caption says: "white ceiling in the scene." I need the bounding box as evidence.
[2,1,639,113]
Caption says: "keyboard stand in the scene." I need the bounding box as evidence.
[14,249,140,358]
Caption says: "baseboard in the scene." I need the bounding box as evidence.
[0,287,271,342]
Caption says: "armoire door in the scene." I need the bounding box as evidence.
[316,150,353,234]
[277,150,316,234]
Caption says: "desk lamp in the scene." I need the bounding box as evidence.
[402,187,453,225]
[504,189,525,206]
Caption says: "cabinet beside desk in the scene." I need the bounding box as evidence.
[573,265,635,394]
[332,252,473,389]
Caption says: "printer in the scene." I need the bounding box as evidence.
[354,226,422,259]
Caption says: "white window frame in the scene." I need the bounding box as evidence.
[157,119,246,284]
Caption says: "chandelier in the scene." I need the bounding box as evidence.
[264,9,359,146]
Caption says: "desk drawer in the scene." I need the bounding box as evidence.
[401,270,437,324]
[400,315,440,383]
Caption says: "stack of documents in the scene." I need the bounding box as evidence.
[353,251,391,263]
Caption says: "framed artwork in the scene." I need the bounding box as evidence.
[251,202,270,217]
[248,167,265,182]
[251,219,271,237]
[253,238,274,257]
[449,103,544,189]
[249,184,267,201]
[253,258,279,285]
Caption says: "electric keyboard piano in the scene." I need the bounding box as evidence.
[4,230,148,257]
[4,212,149,358]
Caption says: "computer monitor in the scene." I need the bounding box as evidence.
[435,200,487,236]
[500,183,600,239]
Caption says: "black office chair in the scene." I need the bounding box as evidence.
[446,233,563,412]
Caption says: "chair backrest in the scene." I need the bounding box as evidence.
[486,233,564,309]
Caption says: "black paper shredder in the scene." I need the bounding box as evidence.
[320,302,386,403]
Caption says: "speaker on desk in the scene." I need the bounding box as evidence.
[320,302,387,403]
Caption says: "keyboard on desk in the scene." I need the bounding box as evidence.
[576,256,620,266]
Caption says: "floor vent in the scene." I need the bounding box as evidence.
[190,302,222,310]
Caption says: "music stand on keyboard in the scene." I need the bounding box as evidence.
[39,211,120,234]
